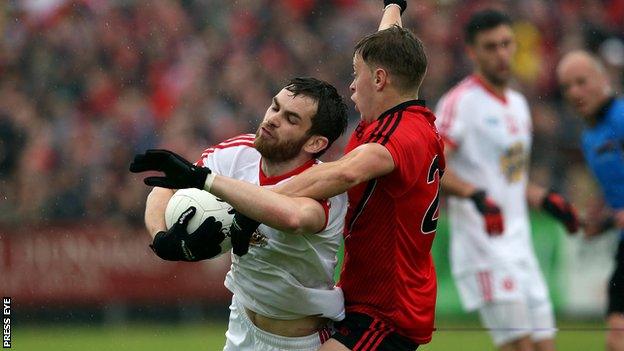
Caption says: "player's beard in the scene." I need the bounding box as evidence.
[483,66,510,88]
[254,130,309,162]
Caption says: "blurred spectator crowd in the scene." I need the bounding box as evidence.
[0,0,622,228]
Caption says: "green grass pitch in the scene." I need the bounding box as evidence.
[12,319,605,351]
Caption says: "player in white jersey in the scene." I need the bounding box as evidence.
[434,10,579,351]
[438,75,537,276]
[131,77,349,351]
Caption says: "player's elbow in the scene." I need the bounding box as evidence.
[283,213,302,232]
[277,206,320,235]
[278,212,308,234]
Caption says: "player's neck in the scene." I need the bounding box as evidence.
[474,72,507,98]
[260,154,313,179]
[587,95,616,126]
[366,92,418,123]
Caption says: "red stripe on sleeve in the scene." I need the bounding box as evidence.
[438,78,474,136]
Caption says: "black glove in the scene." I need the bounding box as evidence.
[130,149,211,189]
[470,190,504,236]
[230,211,261,257]
[151,207,225,261]
[542,190,579,234]
[383,0,407,14]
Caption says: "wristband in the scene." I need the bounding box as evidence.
[383,0,407,14]
[204,173,216,191]
[384,4,402,12]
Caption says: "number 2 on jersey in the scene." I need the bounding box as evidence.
[421,155,441,234]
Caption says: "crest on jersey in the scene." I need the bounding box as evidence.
[221,226,269,248]
[249,230,269,247]
[499,141,527,183]
[216,201,269,248]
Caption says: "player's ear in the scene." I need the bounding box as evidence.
[374,68,388,91]
[465,44,477,62]
[304,135,329,155]
[599,72,612,94]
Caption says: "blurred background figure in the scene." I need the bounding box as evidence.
[557,50,624,351]
[435,9,578,351]
[0,0,623,350]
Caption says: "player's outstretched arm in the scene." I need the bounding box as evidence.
[378,1,405,30]
[130,149,327,235]
[144,187,175,239]
[276,143,395,199]
[209,175,327,235]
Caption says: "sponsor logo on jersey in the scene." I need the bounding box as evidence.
[500,141,527,183]
[485,116,499,126]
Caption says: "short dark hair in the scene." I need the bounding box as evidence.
[465,9,512,44]
[354,25,427,93]
[285,77,348,158]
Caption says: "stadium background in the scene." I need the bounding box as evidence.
[1,0,623,349]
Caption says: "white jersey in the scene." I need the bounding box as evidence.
[435,75,536,276]
[196,134,347,321]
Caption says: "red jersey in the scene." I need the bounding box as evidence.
[338,100,445,344]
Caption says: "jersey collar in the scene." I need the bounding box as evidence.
[377,99,426,121]
[471,74,508,105]
[593,95,616,124]
[259,158,316,186]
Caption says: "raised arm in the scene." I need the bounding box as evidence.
[378,1,403,30]
[276,143,395,199]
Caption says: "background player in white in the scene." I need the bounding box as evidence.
[131,77,349,351]
[435,9,579,351]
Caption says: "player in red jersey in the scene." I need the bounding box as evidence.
[272,1,445,349]
[130,1,442,349]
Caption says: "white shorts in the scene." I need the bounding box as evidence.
[223,295,331,351]
[455,261,556,346]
